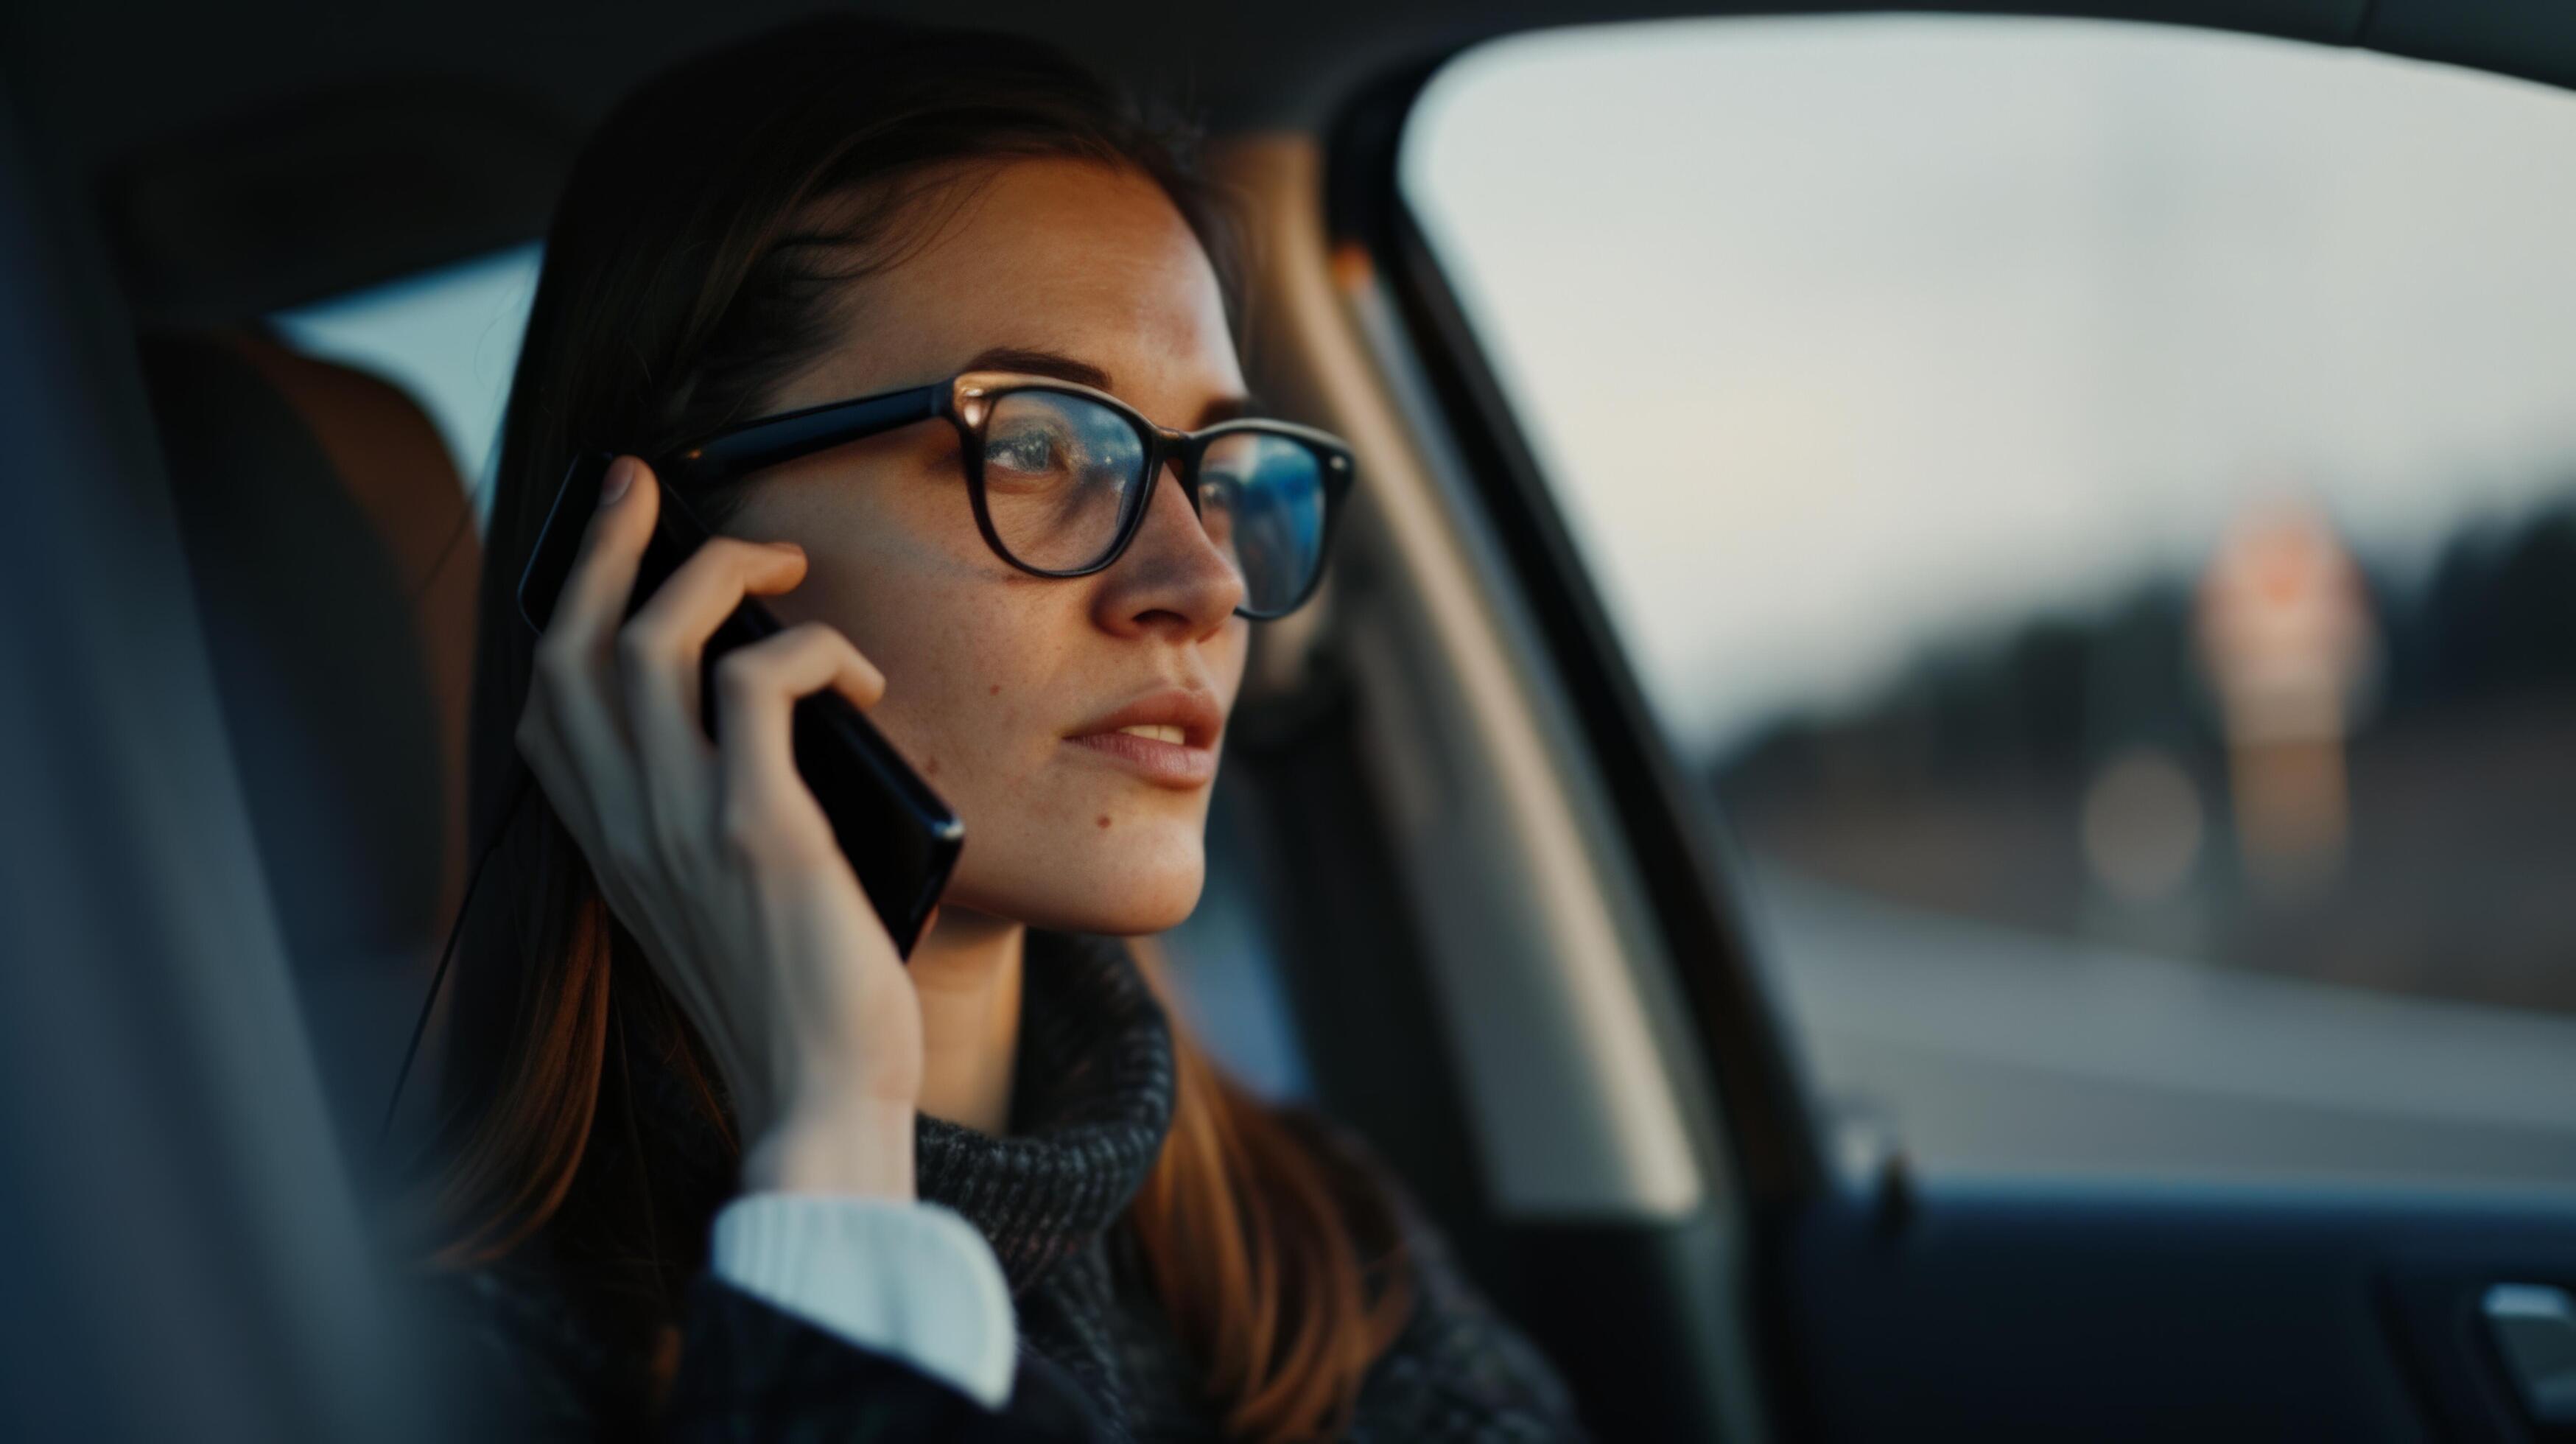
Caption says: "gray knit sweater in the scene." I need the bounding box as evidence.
[442,930,1590,1442]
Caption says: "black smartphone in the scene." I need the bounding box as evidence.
[516,452,964,958]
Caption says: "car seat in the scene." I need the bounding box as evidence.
[137,328,479,1164]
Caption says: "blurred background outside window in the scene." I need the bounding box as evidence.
[273,240,540,511]
[1407,15,2576,1192]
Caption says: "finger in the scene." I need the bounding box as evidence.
[530,455,660,777]
[614,536,810,883]
[546,455,660,670]
[527,458,674,894]
[711,622,888,863]
[618,535,811,767]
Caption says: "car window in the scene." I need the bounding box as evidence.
[1405,15,2576,1192]
[272,241,543,511]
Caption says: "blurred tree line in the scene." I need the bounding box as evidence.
[1719,489,2576,805]
[1712,483,2576,1013]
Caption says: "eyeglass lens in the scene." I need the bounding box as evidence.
[980,390,1329,614]
[1197,431,1325,616]
[980,391,1145,572]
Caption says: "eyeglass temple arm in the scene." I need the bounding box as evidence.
[664,383,947,484]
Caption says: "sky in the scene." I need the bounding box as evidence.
[1404,15,2576,754]
[276,15,2576,760]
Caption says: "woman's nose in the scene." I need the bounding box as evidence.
[1093,458,1246,639]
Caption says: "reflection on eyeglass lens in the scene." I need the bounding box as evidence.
[984,393,1142,569]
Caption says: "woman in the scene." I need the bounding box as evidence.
[412,14,1588,1444]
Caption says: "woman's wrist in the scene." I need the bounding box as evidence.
[739,1093,918,1200]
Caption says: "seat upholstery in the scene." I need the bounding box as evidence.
[138,329,480,1160]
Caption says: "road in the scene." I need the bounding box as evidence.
[1749,868,2576,1191]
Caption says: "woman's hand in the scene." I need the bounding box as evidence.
[514,455,920,1199]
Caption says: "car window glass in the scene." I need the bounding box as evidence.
[273,242,542,514]
[1405,15,2576,1192]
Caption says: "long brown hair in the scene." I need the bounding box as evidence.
[415,15,1413,1442]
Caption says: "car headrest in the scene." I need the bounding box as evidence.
[138,329,481,1157]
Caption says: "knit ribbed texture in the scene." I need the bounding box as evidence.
[911,930,1211,1440]
[914,930,1174,1299]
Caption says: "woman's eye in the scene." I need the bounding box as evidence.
[989,428,1065,474]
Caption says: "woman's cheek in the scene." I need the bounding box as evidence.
[880,611,1053,794]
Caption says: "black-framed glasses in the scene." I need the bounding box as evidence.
[662,371,1356,620]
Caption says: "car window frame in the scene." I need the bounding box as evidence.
[1327,57,1833,1212]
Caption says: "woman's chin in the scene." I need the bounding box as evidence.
[1003,887,1203,939]
[944,833,1206,939]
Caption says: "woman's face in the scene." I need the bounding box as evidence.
[722,157,1250,936]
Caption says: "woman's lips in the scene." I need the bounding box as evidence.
[1064,726,1218,788]
[1062,688,1225,789]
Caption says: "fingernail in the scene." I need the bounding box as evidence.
[768,540,805,556]
[598,457,635,508]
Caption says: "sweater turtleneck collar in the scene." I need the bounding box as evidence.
[628,929,1176,1300]
[912,928,1174,1297]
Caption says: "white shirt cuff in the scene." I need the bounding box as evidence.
[709,1193,1017,1409]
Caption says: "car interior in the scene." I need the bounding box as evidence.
[5,1,2576,1440]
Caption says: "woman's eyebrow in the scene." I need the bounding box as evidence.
[1193,394,1263,427]
[961,345,1262,427]
[965,345,1112,390]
